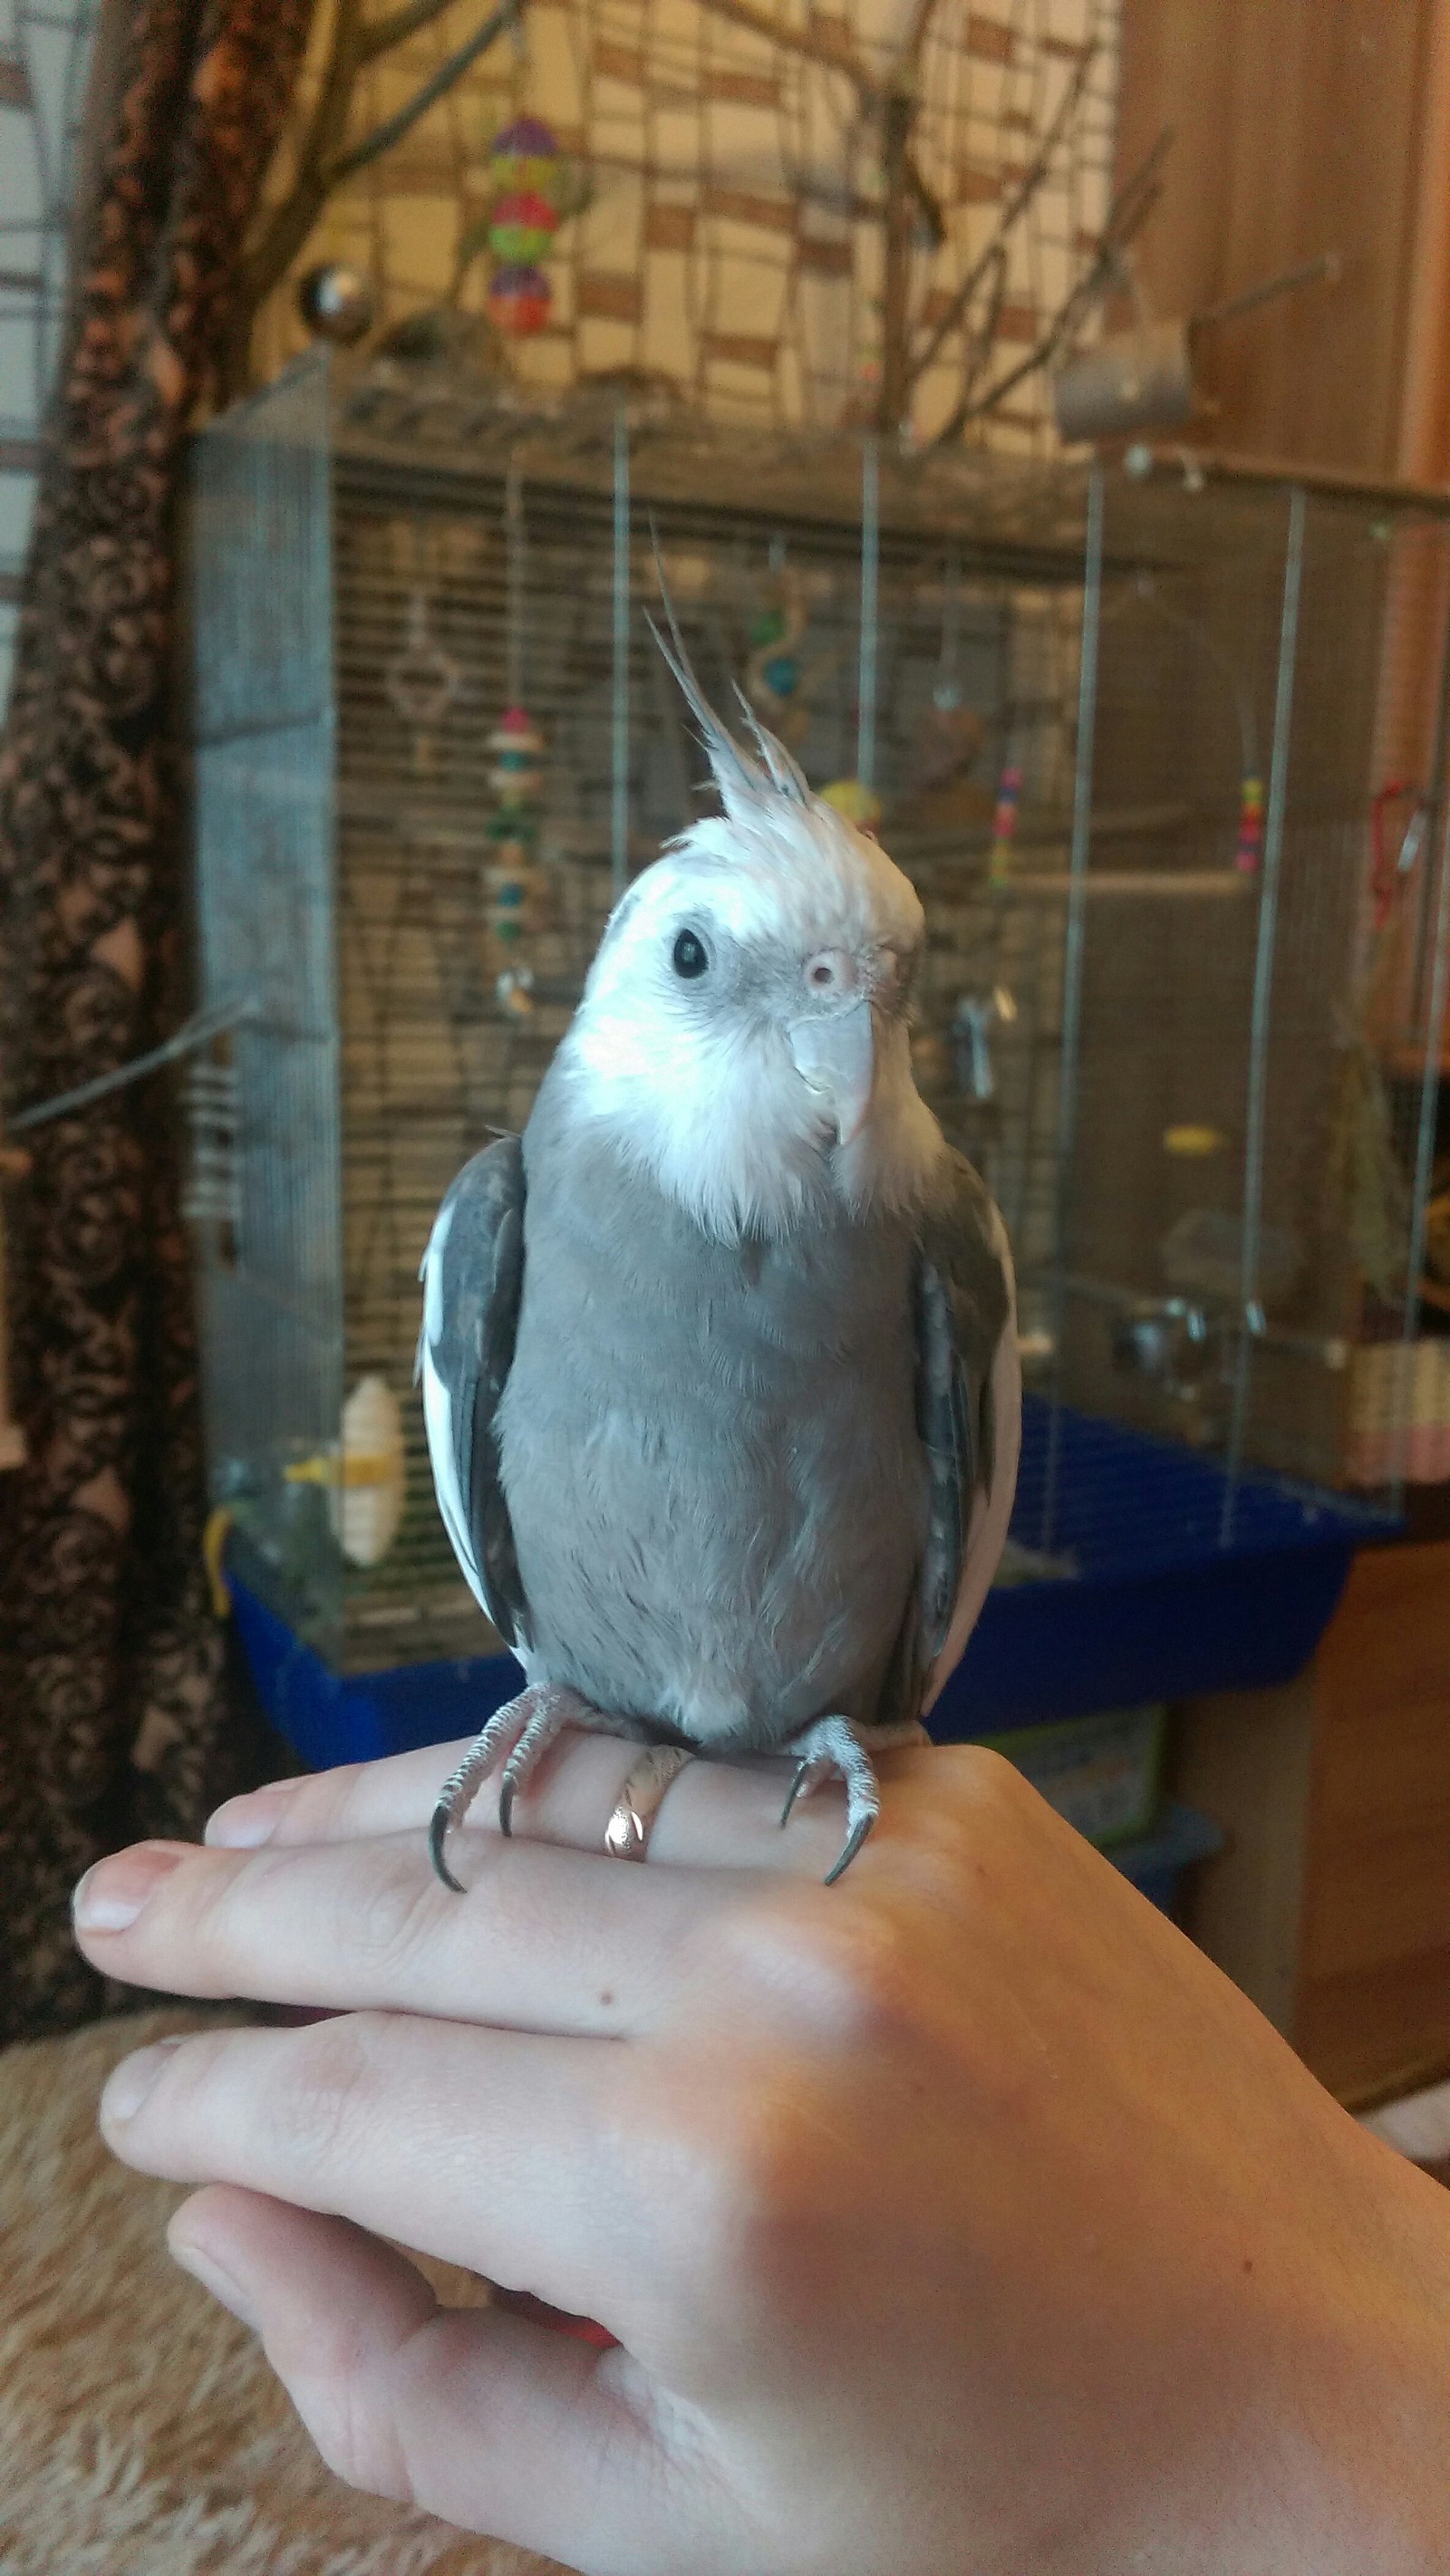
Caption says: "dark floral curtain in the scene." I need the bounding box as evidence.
[0,0,317,2043]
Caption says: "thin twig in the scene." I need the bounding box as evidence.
[932,161,1165,442]
[690,0,881,104]
[358,0,469,61]
[904,38,1097,391]
[896,0,941,73]
[1101,124,1174,258]
[690,4,939,250]
[225,0,524,394]
[334,0,521,178]
[236,0,367,324]
[903,146,944,246]
[953,239,1006,412]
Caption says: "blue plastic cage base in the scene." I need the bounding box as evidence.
[231,1394,1392,1775]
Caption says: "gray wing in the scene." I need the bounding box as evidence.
[417,1135,531,1652]
[914,1150,1016,1673]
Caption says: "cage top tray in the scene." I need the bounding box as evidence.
[222,350,1450,598]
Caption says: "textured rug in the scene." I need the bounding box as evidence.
[0,2007,567,2576]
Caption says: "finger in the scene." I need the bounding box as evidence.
[206,1726,905,1877]
[73,1824,747,2035]
[98,2009,689,2336]
[167,2185,700,2574]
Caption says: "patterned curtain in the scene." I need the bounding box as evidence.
[0,0,317,2044]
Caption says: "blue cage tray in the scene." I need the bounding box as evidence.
[929,1394,1392,1738]
[231,1395,1393,1774]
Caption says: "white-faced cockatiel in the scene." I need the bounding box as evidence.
[419,634,1020,1887]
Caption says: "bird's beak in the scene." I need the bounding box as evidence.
[788,999,876,1146]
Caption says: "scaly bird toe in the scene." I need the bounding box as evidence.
[430,1684,591,1889]
[779,1713,882,1884]
[496,1686,604,1838]
[430,1685,649,1887]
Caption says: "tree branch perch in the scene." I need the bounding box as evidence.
[358,0,472,63]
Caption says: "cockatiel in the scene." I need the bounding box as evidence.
[419,640,1020,1887]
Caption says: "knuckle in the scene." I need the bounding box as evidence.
[290,2358,414,2505]
[676,2079,840,2321]
[289,1762,369,1838]
[715,1882,923,2050]
[342,1850,443,1983]
[268,2015,382,2170]
[889,1743,1026,1891]
[942,1739,1029,1822]
[146,2025,232,2123]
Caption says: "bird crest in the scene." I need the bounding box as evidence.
[647,553,814,833]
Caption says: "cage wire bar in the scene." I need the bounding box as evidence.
[1221,483,1306,1544]
[1039,457,1102,1554]
[1387,526,1450,1503]
[187,352,1446,1678]
[188,353,344,1651]
[1039,467,1450,1529]
[857,437,879,798]
[1399,765,1450,1495]
[611,401,630,903]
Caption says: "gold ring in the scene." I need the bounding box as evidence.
[604,1744,693,1861]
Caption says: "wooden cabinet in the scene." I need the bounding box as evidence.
[1115,0,1446,481]
[1174,1539,1450,2105]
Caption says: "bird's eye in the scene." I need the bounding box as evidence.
[672,929,709,979]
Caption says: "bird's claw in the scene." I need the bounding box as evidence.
[430,1684,593,1889]
[779,1714,882,1884]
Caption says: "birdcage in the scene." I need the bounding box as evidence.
[186,347,1448,1740]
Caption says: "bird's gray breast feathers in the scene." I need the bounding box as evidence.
[419,1076,1010,1751]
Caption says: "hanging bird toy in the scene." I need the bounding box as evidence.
[488,263,553,338]
[988,762,1022,886]
[487,706,546,956]
[915,553,985,795]
[483,117,565,338]
[745,555,809,747]
[486,466,549,1001]
[1233,774,1264,876]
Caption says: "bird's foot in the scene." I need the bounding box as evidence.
[430,1684,608,1891]
[779,1714,884,1886]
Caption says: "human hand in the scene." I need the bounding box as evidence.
[73,1736,1450,2576]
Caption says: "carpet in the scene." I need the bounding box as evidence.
[0,2007,568,2576]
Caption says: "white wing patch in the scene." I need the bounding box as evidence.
[419,1335,491,1616]
[420,1196,452,1344]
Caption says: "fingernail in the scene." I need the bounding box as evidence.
[169,2235,261,2334]
[205,1784,297,1848]
[73,1843,188,1934]
[101,2035,185,2123]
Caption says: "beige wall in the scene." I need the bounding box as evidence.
[256,0,1117,445]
